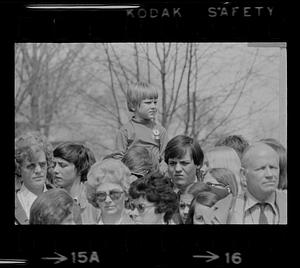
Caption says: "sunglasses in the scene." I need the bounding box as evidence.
[95,190,124,202]
[131,169,151,179]
[205,182,231,196]
[205,182,227,189]
[131,172,145,179]
[127,202,154,214]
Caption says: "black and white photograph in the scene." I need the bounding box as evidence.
[14,42,287,226]
[2,0,291,267]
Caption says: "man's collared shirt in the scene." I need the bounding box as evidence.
[17,184,47,219]
[243,191,279,224]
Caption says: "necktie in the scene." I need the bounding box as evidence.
[258,203,268,224]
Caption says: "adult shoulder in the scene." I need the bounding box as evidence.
[15,193,29,225]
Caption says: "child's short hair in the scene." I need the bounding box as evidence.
[126,82,158,112]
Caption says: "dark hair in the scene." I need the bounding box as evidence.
[53,142,96,182]
[122,145,159,177]
[128,171,178,223]
[215,135,249,159]
[15,131,54,183]
[164,135,204,167]
[185,191,219,224]
[29,188,74,224]
[260,138,287,190]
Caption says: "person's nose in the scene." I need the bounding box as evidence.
[175,163,182,172]
[53,164,60,174]
[104,194,113,203]
[150,101,156,109]
[34,164,42,174]
[265,166,273,177]
[183,206,189,214]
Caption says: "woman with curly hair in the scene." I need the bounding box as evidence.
[15,131,54,224]
[30,188,75,224]
[128,171,178,224]
[86,158,136,224]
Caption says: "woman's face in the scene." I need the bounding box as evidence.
[96,182,125,216]
[21,149,47,191]
[167,149,198,190]
[53,157,79,190]
[129,197,164,224]
[179,193,193,223]
[193,203,214,224]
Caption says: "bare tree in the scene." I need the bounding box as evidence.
[15,43,88,137]
[15,43,281,158]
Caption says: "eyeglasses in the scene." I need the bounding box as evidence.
[127,202,155,214]
[205,182,227,189]
[131,170,151,179]
[95,190,124,202]
[131,172,144,179]
[205,182,231,194]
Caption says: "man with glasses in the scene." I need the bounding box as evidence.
[15,131,54,224]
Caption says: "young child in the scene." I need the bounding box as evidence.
[115,82,168,166]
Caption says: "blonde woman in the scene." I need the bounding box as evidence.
[202,146,244,194]
[86,159,135,224]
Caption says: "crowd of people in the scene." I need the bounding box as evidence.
[15,82,287,225]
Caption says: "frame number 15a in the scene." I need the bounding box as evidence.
[71,251,100,264]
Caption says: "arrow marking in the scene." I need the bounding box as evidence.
[41,252,68,264]
[193,251,219,263]
[0,259,27,265]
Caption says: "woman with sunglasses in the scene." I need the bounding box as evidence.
[128,171,178,224]
[86,159,135,224]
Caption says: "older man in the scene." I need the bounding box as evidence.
[230,142,287,224]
